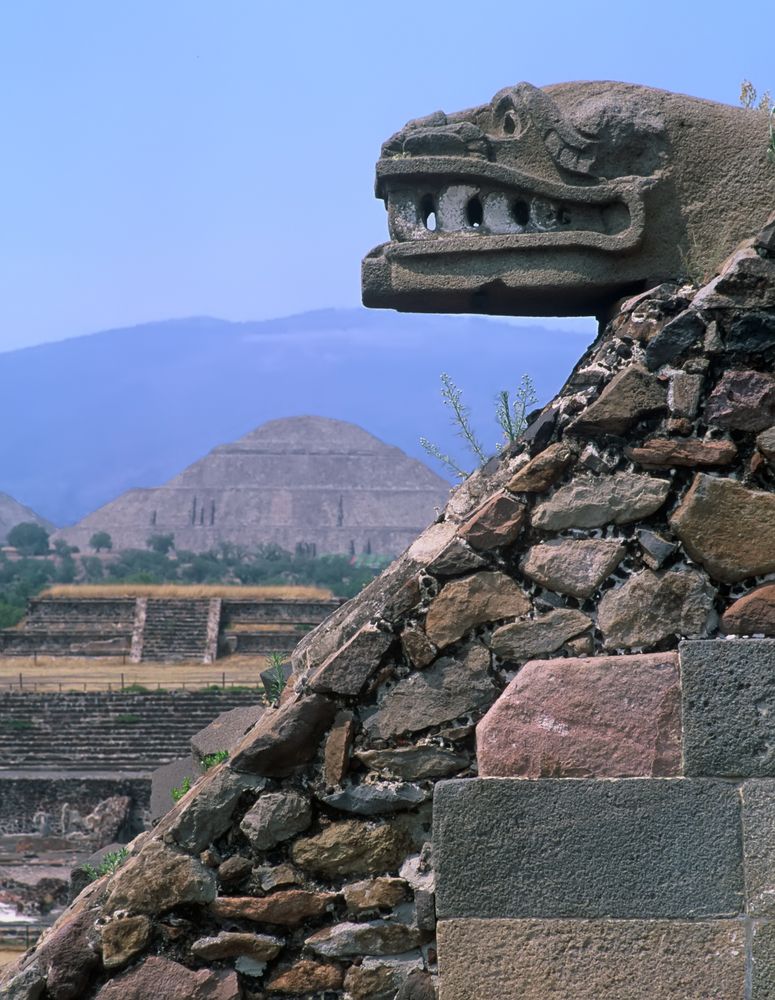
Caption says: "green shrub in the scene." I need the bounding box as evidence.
[171,776,192,802]
[82,847,129,882]
[115,713,140,725]
[201,750,229,769]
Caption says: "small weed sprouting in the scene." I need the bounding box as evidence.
[201,750,229,770]
[82,847,129,883]
[4,719,33,731]
[115,713,140,725]
[265,652,288,705]
[171,776,192,802]
[739,80,775,163]
[421,372,538,480]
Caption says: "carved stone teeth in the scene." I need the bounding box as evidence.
[386,185,579,241]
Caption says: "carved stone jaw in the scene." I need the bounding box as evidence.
[362,81,775,317]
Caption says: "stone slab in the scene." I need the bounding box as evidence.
[150,757,196,823]
[681,640,775,777]
[433,778,742,920]
[436,918,746,1000]
[476,652,681,778]
[190,703,265,767]
[742,780,775,916]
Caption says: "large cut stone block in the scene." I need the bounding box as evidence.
[433,778,742,920]
[436,918,746,1000]
[742,780,775,916]
[681,640,775,777]
[476,652,681,778]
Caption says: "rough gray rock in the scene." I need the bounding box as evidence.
[531,474,670,530]
[598,568,715,649]
[240,790,312,851]
[363,644,497,739]
[434,778,743,920]
[520,539,626,598]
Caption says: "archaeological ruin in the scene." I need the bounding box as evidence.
[4,80,775,999]
[57,416,450,557]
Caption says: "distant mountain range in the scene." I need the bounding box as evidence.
[0,309,593,526]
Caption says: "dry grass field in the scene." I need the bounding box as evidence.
[40,584,333,600]
[0,948,23,969]
[0,654,273,693]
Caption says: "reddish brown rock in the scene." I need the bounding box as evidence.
[35,909,101,1000]
[343,876,409,912]
[704,370,775,432]
[570,364,667,436]
[192,930,283,961]
[267,960,344,994]
[95,956,239,1000]
[229,693,337,776]
[721,584,775,635]
[477,652,681,778]
[506,442,576,493]
[520,539,626,598]
[625,438,737,468]
[401,624,437,668]
[100,914,151,970]
[323,710,356,785]
[105,839,217,915]
[424,571,531,648]
[308,623,394,696]
[291,820,411,877]
[210,889,336,926]
[670,474,775,583]
[457,491,526,550]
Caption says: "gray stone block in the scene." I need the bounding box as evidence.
[433,778,742,920]
[190,703,265,769]
[681,639,775,777]
[150,757,197,823]
[743,780,775,916]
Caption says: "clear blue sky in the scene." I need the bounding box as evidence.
[0,0,772,351]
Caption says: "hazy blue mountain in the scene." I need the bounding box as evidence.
[0,309,594,526]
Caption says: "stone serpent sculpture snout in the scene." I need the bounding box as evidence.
[362,81,775,317]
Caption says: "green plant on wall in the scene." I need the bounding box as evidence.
[82,847,129,883]
[421,372,538,480]
[171,776,192,802]
[201,750,229,770]
[265,651,289,705]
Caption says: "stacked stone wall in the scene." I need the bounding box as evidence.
[5,218,775,998]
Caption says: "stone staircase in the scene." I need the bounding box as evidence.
[0,690,262,771]
[138,599,216,663]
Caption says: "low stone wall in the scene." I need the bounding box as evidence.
[221,598,342,625]
[0,774,150,838]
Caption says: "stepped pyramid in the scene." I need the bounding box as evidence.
[58,416,450,556]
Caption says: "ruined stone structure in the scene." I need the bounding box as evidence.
[4,83,775,1000]
[0,596,341,662]
[57,417,450,557]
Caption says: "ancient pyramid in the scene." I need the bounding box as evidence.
[58,417,450,556]
[0,491,53,542]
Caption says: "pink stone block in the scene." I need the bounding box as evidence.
[477,652,681,778]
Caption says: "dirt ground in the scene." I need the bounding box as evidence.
[0,947,22,968]
[0,654,274,693]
